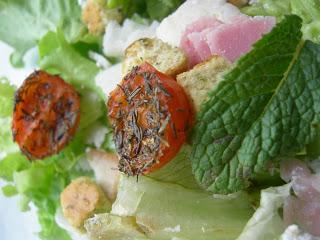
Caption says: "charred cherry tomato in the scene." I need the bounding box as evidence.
[12,70,81,159]
[108,62,193,175]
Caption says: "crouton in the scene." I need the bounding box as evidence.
[177,55,231,112]
[82,0,122,35]
[60,177,111,228]
[123,38,188,77]
[86,150,120,201]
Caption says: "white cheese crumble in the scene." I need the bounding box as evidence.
[156,0,242,46]
[281,225,320,240]
[88,51,111,69]
[103,19,159,57]
[86,124,109,148]
[95,63,122,97]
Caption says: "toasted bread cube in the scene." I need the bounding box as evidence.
[177,55,230,112]
[60,177,111,228]
[123,38,188,77]
[82,0,122,35]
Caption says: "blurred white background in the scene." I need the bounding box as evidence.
[0,41,40,240]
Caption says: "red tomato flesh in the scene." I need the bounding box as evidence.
[107,62,193,175]
[12,71,81,159]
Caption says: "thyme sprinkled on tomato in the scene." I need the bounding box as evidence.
[108,63,193,175]
[12,70,81,160]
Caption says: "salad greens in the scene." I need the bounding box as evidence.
[107,0,184,21]
[0,0,187,238]
[85,214,150,239]
[0,79,15,117]
[0,0,88,67]
[90,175,254,240]
[0,79,18,155]
[191,15,320,194]
[147,145,200,189]
[0,26,111,240]
[236,184,291,240]
[1,0,320,239]
[243,0,320,43]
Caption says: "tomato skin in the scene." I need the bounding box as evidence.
[12,71,81,159]
[108,62,193,175]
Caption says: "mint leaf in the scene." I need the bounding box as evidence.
[191,15,320,194]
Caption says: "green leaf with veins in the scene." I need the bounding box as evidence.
[38,31,107,130]
[0,0,87,64]
[0,78,15,117]
[0,80,19,155]
[38,31,100,93]
[191,15,320,194]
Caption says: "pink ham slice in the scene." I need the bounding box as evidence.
[181,17,223,66]
[281,159,320,236]
[180,15,276,67]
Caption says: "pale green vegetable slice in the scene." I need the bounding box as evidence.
[85,213,150,240]
[147,145,199,189]
[236,184,291,240]
[111,175,254,240]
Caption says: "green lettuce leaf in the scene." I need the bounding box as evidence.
[0,117,19,155]
[38,31,100,93]
[242,0,320,43]
[9,140,94,239]
[107,0,184,21]
[110,175,254,240]
[145,0,184,21]
[0,0,88,66]
[13,161,72,240]
[236,184,291,240]
[38,31,109,130]
[1,184,18,197]
[0,30,108,239]
[0,153,29,181]
[85,214,150,239]
[0,79,20,157]
[147,144,200,189]
[191,15,320,194]
[0,78,15,117]
[242,0,291,18]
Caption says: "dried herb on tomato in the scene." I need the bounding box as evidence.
[108,63,193,175]
[12,70,81,159]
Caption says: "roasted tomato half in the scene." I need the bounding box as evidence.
[12,70,81,159]
[107,62,193,175]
